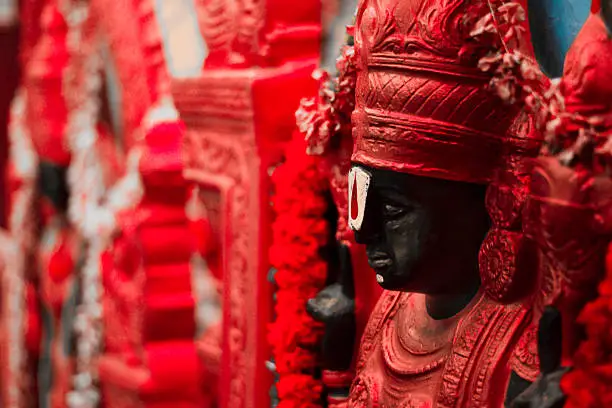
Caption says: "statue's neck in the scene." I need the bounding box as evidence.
[425,279,481,320]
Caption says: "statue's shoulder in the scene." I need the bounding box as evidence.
[437,298,533,407]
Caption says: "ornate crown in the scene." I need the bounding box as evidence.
[350,0,537,184]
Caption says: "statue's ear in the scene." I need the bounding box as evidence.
[527,0,591,78]
[602,0,612,34]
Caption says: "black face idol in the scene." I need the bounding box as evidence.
[351,165,490,294]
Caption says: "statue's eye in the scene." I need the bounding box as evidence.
[383,204,406,218]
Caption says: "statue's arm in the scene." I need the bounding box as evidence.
[505,372,533,407]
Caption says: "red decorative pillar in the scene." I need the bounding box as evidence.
[174,1,322,406]
[98,109,207,408]
[90,0,217,404]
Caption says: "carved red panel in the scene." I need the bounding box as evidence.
[175,61,319,408]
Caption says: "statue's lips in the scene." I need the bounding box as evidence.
[367,256,393,271]
[365,247,396,283]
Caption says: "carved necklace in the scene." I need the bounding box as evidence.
[382,292,481,376]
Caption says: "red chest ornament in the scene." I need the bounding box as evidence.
[351,291,532,408]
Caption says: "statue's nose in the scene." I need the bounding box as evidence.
[353,221,382,245]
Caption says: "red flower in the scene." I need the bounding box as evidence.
[563,242,612,407]
[268,130,331,407]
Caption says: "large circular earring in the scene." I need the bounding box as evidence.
[480,178,538,304]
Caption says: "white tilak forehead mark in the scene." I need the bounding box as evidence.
[348,166,372,232]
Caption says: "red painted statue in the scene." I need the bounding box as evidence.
[1,1,79,406]
[343,1,543,407]
[26,4,77,407]
[334,0,612,406]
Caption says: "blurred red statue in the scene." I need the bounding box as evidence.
[26,3,76,408]
[3,0,611,408]
[1,0,77,406]
[518,1,612,406]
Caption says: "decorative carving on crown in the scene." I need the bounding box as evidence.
[356,0,487,61]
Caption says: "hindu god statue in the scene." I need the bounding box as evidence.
[340,0,612,405]
[344,0,544,406]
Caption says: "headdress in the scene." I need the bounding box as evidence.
[350,1,538,184]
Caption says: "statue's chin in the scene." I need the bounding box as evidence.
[373,270,412,291]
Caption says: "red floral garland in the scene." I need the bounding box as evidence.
[268,44,358,408]
[268,132,330,408]
[561,245,612,408]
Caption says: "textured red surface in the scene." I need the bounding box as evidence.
[177,61,319,408]
[89,0,153,149]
